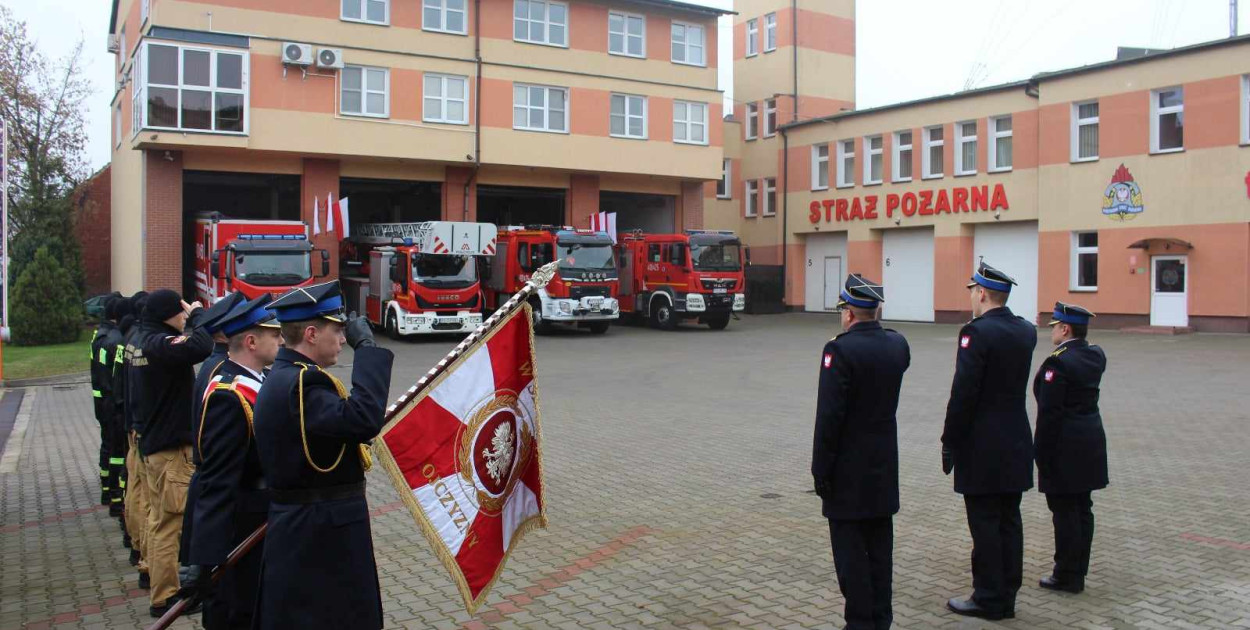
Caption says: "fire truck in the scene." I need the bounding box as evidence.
[195,214,329,303]
[484,226,619,334]
[357,221,497,338]
[616,230,746,330]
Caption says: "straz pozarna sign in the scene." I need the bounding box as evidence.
[809,183,1010,224]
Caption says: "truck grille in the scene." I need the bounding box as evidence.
[569,285,611,300]
[701,279,737,292]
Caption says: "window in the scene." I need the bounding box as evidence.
[836,139,854,188]
[609,12,645,57]
[763,98,777,137]
[1151,87,1184,153]
[989,115,1012,172]
[610,93,647,139]
[892,130,912,182]
[745,180,758,217]
[811,144,829,190]
[672,22,705,66]
[423,0,466,34]
[515,0,567,47]
[341,65,389,118]
[673,100,707,144]
[513,84,567,132]
[764,13,777,52]
[138,43,248,134]
[131,57,142,136]
[923,125,943,178]
[1241,76,1249,145]
[717,159,731,198]
[955,121,977,175]
[763,178,776,216]
[1071,232,1098,290]
[745,103,758,140]
[746,19,759,56]
[423,73,468,124]
[1072,101,1099,162]
[114,102,122,148]
[864,135,883,184]
[342,0,389,25]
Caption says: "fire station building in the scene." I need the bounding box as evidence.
[710,0,1250,331]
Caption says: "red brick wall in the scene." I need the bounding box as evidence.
[566,174,600,228]
[443,167,478,222]
[302,159,341,281]
[681,181,704,230]
[73,165,111,296]
[144,151,183,292]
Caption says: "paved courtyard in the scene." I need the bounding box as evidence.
[2,313,1249,629]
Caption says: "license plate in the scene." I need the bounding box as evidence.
[437,317,461,325]
[713,288,728,294]
[588,298,603,307]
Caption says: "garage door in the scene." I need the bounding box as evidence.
[973,221,1039,326]
[882,228,934,322]
[804,233,847,312]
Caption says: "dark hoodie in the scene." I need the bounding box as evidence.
[134,307,214,455]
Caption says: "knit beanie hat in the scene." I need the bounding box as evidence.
[143,289,183,322]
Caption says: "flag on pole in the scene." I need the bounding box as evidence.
[332,197,351,239]
[312,196,322,236]
[325,193,335,233]
[373,302,547,614]
[590,212,617,243]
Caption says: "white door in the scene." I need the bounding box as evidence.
[1151,255,1188,326]
[973,221,1039,325]
[804,233,847,312]
[882,228,935,322]
[823,256,842,311]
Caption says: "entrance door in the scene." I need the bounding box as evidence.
[823,256,842,311]
[1151,255,1188,326]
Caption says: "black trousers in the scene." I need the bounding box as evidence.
[963,493,1023,613]
[829,517,893,630]
[1045,492,1094,583]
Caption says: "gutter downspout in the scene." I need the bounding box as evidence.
[791,0,798,121]
[780,127,789,310]
[466,0,482,221]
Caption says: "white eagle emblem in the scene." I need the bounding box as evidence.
[481,423,515,485]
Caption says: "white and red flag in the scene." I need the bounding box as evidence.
[325,194,351,239]
[589,211,617,243]
[312,196,322,236]
[373,301,547,614]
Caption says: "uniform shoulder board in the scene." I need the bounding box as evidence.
[1050,346,1069,358]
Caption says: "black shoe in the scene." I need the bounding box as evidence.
[138,572,150,590]
[122,531,132,549]
[149,596,202,618]
[129,549,140,566]
[947,596,1009,620]
[1039,574,1084,594]
[100,491,110,506]
[109,503,124,518]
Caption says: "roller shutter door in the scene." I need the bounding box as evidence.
[881,228,935,322]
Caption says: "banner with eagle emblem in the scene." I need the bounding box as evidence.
[372,301,547,614]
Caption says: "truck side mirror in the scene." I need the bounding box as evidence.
[318,250,330,277]
[210,251,221,279]
[744,246,752,266]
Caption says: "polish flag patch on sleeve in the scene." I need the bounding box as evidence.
[823,353,833,368]
[960,335,971,349]
[1044,369,1055,383]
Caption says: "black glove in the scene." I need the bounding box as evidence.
[176,564,214,602]
[941,447,954,475]
[344,312,376,349]
[813,476,830,498]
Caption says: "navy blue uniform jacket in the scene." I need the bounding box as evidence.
[1033,339,1109,494]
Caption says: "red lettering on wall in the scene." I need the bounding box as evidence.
[849,197,863,220]
[809,201,821,223]
[864,196,879,219]
[822,199,836,222]
[918,190,934,215]
[835,199,849,222]
[810,185,1010,223]
[935,189,951,214]
[990,183,1009,210]
[953,187,969,213]
[901,193,918,217]
[885,193,900,217]
[971,185,988,211]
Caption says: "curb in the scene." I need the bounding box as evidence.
[0,371,91,389]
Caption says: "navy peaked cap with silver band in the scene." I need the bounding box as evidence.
[267,281,347,323]
[1049,301,1096,326]
[967,261,1018,293]
[838,273,885,309]
[201,292,247,334]
[218,293,281,337]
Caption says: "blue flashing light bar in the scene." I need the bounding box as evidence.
[238,234,304,241]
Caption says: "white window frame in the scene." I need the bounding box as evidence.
[863,134,883,185]
[608,11,646,58]
[1071,100,1100,162]
[763,177,777,216]
[836,139,855,188]
[764,13,777,52]
[513,83,568,133]
[763,98,777,137]
[922,125,943,179]
[745,180,758,217]
[340,65,390,118]
[1241,75,1249,145]
[954,120,977,175]
[988,114,1012,172]
[342,0,390,25]
[746,18,759,57]
[673,100,707,145]
[811,144,829,191]
[671,21,705,66]
[137,41,250,135]
[423,0,467,35]
[892,130,912,182]
[1150,86,1184,154]
[745,103,758,140]
[422,73,468,125]
[1070,231,1098,291]
[514,0,569,48]
[609,93,647,139]
[717,159,732,199]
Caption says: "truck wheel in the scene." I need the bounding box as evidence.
[528,300,550,334]
[588,321,610,335]
[386,311,403,341]
[650,300,678,331]
[706,314,730,330]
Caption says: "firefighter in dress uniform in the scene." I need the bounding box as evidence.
[812,275,911,630]
[251,281,394,630]
[942,262,1037,621]
[1034,302,1108,595]
[90,293,122,507]
[179,294,281,629]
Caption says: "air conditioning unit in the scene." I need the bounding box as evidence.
[107,34,120,53]
[281,42,313,66]
[316,48,344,70]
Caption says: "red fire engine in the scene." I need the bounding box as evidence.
[484,226,619,334]
[616,230,746,330]
[195,214,329,303]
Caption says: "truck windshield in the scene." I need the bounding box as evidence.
[691,243,742,272]
[413,254,477,287]
[234,251,311,286]
[557,243,616,272]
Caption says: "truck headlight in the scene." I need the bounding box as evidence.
[733,293,746,310]
[558,301,572,314]
[686,293,705,312]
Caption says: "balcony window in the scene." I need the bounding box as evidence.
[138,42,248,134]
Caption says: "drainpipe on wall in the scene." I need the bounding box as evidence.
[781,127,789,309]
[466,0,482,221]
[791,0,798,122]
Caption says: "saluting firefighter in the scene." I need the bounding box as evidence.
[252,281,394,630]
[1034,302,1108,594]
[812,275,911,630]
[942,262,1037,621]
[90,292,122,507]
[179,294,281,629]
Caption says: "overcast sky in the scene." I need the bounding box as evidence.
[3,0,1247,172]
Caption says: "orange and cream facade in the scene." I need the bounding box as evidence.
[712,0,1250,332]
[107,0,729,296]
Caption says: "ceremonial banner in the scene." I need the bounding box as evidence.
[374,302,547,614]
